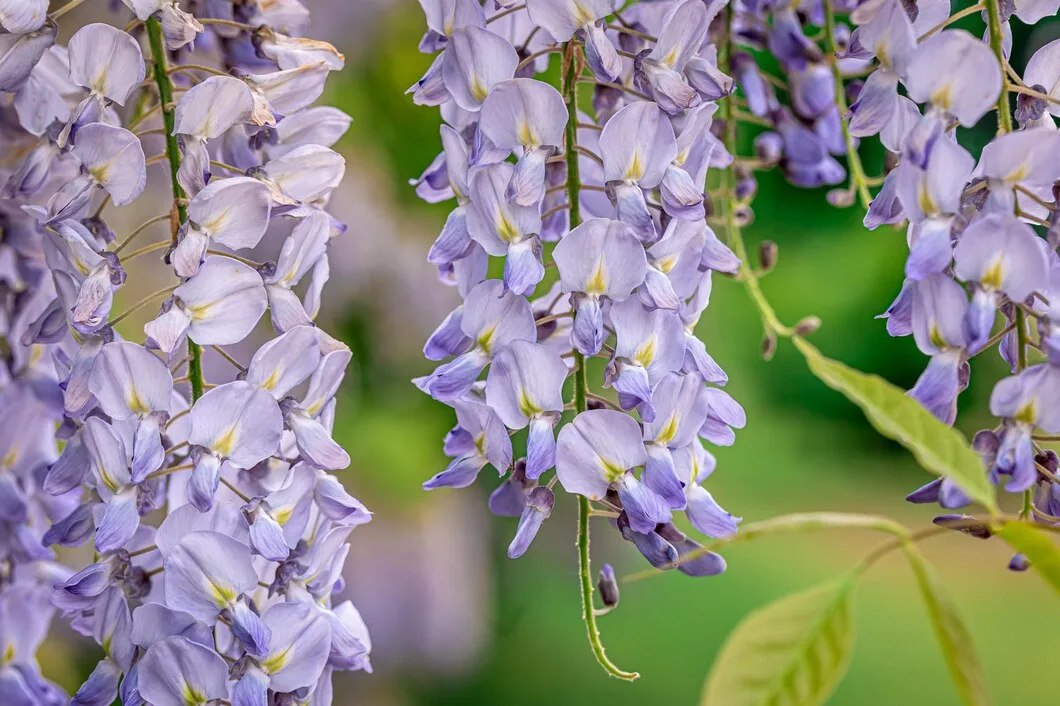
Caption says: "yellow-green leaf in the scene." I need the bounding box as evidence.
[903,546,991,706]
[701,579,855,706]
[793,338,997,513]
[995,521,1060,596]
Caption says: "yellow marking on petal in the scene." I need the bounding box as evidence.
[207,579,237,608]
[497,211,519,243]
[656,255,677,274]
[261,646,292,675]
[917,182,936,216]
[875,41,890,69]
[88,163,112,185]
[981,258,1004,290]
[1,449,17,471]
[517,118,538,147]
[474,431,486,456]
[572,0,596,27]
[931,84,952,112]
[625,149,645,181]
[260,368,281,392]
[656,413,679,445]
[586,261,607,295]
[929,323,948,350]
[1005,163,1028,185]
[518,388,541,418]
[600,457,626,483]
[662,46,679,68]
[185,302,214,321]
[201,209,230,235]
[305,400,323,417]
[1015,401,1037,425]
[2,642,14,667]
[634,337,656,367]
[98,462,120,493]
[181,680,208,706]
[477,325,497,353]
[470,75,489,103]
[214,426,238,457]
[674,147,689,167]
[92,67,108,96]
[128,387,149,416]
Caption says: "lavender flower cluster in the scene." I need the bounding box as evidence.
[727,0,1060,529]
[0,1,372,704]
[409,0,743,578]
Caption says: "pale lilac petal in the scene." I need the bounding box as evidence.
[71,123,146,206]
[555,409,648,499]
[68,24,145,104]
[175,257,268,346]
[189,381,283,467]
[138,636,229,706]
[163,530,257,622]
[174,75,255,139]
[89,341,173,420]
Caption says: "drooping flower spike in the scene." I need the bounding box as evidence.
[1,2,370,703]
[409,0,746,676]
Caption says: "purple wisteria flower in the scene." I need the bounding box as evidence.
[0,2,371,703]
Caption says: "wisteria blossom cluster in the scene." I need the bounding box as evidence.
[723,0,1060,534]
[0,1,372,703]
[409,0,745,609]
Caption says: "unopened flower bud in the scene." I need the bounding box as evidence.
[598,564,619,608]
[762,330,777,360]
[758,240,778,272]
[931,514,992,540]
[734,204,754,227]
[754,131,782,163]
[1008,553,1030,572]
[794,316,821,336]
[826,188,855,208]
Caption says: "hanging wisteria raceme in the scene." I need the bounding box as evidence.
[718,0,1060,563]
[410,0,749,678]
[0,1,372,704]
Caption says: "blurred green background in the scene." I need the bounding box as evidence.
[49,3,1060,705]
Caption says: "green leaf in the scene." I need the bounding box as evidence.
[701,579,855,706]
[995,521,1060,596]
[793,338,997,513]
[903,546,991,706]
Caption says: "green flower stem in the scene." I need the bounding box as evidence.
[719,13,793,339]
[983,0,1025,373]
[985,0,1013,134]
[145,17,204,402]
[561,40,639,682]
[822,0,872,211]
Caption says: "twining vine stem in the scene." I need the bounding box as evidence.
[145,17,204,402]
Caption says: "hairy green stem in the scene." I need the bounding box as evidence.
[562,40,638,682]
[146,18,204,402]
[822,0,872,210]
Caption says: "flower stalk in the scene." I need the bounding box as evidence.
[145,17,203,401]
